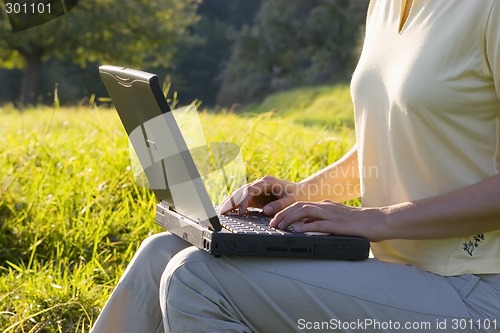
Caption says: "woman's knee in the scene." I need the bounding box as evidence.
[118,233,190,285]
[162,246,208,276]
[160,250,254,332]
[135,232,190,262]
[160,247,211,295]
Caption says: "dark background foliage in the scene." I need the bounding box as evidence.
[0,0,369,107]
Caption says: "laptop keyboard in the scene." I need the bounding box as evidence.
[219,211,286,235]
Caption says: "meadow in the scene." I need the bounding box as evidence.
[0,84,356,332]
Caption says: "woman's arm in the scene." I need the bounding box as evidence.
[298,145,360,203]
[218,146,360,215]
[270,173,500,242]
[380,173,500,240]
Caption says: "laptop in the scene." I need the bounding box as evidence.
[99,65,370,260]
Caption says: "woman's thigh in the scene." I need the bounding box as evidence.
[162,247,498,333]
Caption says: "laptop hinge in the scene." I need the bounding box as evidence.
[156,202,220,232]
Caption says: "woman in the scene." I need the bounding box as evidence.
[91,1,500,332]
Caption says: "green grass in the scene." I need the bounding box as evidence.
[0,84,355,332]
[240,84,354,129]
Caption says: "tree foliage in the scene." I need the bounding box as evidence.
[0,0,369,107]
[216,0,369,106]
[170,0,261,106]
[0,0,200,105]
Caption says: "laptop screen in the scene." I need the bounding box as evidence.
[99,66,246,230]
[129,106,246,212]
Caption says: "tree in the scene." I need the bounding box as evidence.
[216,0,369,106]
[0,0,200,106]
[169,0,261,106]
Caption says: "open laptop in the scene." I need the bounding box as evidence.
[99,65,370,260]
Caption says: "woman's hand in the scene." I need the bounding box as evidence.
[218,175,307,216]
[270,171,500,242]
[218,146,361,216]
[269,200,387,241]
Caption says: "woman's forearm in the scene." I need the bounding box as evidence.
[380,173,500,240]
[299,145,360,203]
[270,173,500,242]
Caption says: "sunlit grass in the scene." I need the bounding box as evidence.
[0,84,356,332]
[241,84,354,128]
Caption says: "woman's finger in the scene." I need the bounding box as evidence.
[218,186,249,214]
[270,202,324,229]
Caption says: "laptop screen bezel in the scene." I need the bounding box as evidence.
[99,65,222,231]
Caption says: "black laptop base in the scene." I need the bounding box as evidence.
[156,203,370,260]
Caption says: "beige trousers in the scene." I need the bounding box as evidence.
[90,232,500,333]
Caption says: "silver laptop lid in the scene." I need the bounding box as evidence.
[99,65,221,231]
